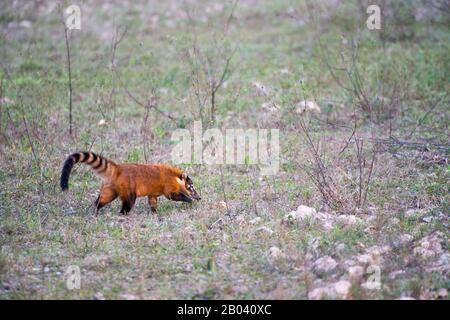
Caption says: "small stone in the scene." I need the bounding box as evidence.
[405,209,426,219]
[413,232,444,259]
[284,205,317,224]
[398,234,413,244]
[348,266,364,281]
[235,215,246,225]
[333,280,352,299]
[268,246,286,262]
[250,217,263,224]
[296,100,321,114]
[314,256,337,273]
[357,254,374,265]
[83,255,110,268]
[388,270,405,280]
[361,279,381,291]
[436,288,447,299]
[336,243,346,252]
[337,215,360,227]
[343,259,357,268]
[388,217,400,225]
[308,287,335,300]
[420,291,434,300]
[255,226,274,236]
[93,292,105,300]
[19,20,32,28]
[63,207,76,216]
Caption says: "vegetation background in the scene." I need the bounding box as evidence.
[0,0,448,299]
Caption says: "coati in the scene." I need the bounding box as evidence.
[60,151,200,214]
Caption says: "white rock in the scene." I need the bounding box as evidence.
[343,259,357,268]
[314,256,337,273]
[426,252,450,273]
[405,208,426,218]
[357,254,374,265]
[253,82,270,95]
[322,220,334,231]
[398,234,413,244]
[83,254,110,268]
[335,243,346,252]
[250,217,263,224]
[336,215,360,226]
[388,270,405,279]
[268,246,286,261]
[361,279,381,290]
[284,205,317,223]
[333,280,352,299]
[98,119,107,126]
[261,102,279,113]
[436,288,448,299]
[19,20,32,28]
[367,245,391,256]
[255,226,274,236]
[297,205,317,216]
[308,287,335,300]
[235,215,246,225]
[388,217,400,225]
[348,266,364,281]
[397,296,415,300]
[413,232,444,259]
[0,97,14,105]
[296,100,321,114]
[94,292,105,300]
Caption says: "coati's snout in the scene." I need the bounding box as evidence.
[185,175,201,201]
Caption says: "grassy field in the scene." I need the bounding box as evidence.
[0,0,449,299]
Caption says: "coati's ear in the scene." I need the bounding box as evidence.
[176,173,187,186]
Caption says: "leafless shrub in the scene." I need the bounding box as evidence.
[182,1,238,127]
[293,79,380,212]
[58,4,74,136]
[318,36,409,126]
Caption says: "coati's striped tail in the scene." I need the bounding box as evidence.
[60,152,116,191]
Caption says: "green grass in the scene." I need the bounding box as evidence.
[0,0,449,299]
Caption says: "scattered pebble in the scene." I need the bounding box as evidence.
[255,226,274,236]
[413,232,444,259]
[436,288,448,299]
[250,217,262,224]
[314,256,337,273]
[93,292,105,300]
[267,246,286,262]
[295,100,321,114]
[308,287,335,300]
[348,266,365,281]
[333,280,352,299]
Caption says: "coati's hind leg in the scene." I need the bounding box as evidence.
[94,186,118,215]
[120,193,136,215]
[148,196,158,213]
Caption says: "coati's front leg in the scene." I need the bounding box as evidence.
[120,193,136,215]
[148,196,158,213]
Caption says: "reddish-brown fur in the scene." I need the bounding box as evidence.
[60,151,200,214]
